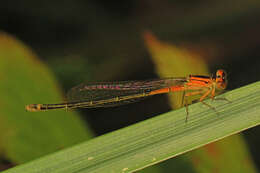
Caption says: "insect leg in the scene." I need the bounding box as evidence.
[184,90,204,122]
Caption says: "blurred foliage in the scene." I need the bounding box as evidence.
[143,31,209,108]
[0,0,260,172]
[0,32,93,167]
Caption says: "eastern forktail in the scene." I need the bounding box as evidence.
[26,69,228,121]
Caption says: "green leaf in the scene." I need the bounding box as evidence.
[4,81,260,173]
[0,32,92,164]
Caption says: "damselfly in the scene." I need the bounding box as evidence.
[26,69,228,121]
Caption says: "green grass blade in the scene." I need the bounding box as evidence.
[4,81,260,173]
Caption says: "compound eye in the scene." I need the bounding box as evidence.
[222,71,226,78]
[216,69,227,79]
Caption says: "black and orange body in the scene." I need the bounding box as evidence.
[26,69,228,119]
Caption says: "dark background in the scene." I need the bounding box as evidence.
[0,0,260,172]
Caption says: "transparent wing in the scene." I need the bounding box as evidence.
[66,78,186,108]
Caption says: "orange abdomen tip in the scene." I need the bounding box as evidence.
[25,104,43,112]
